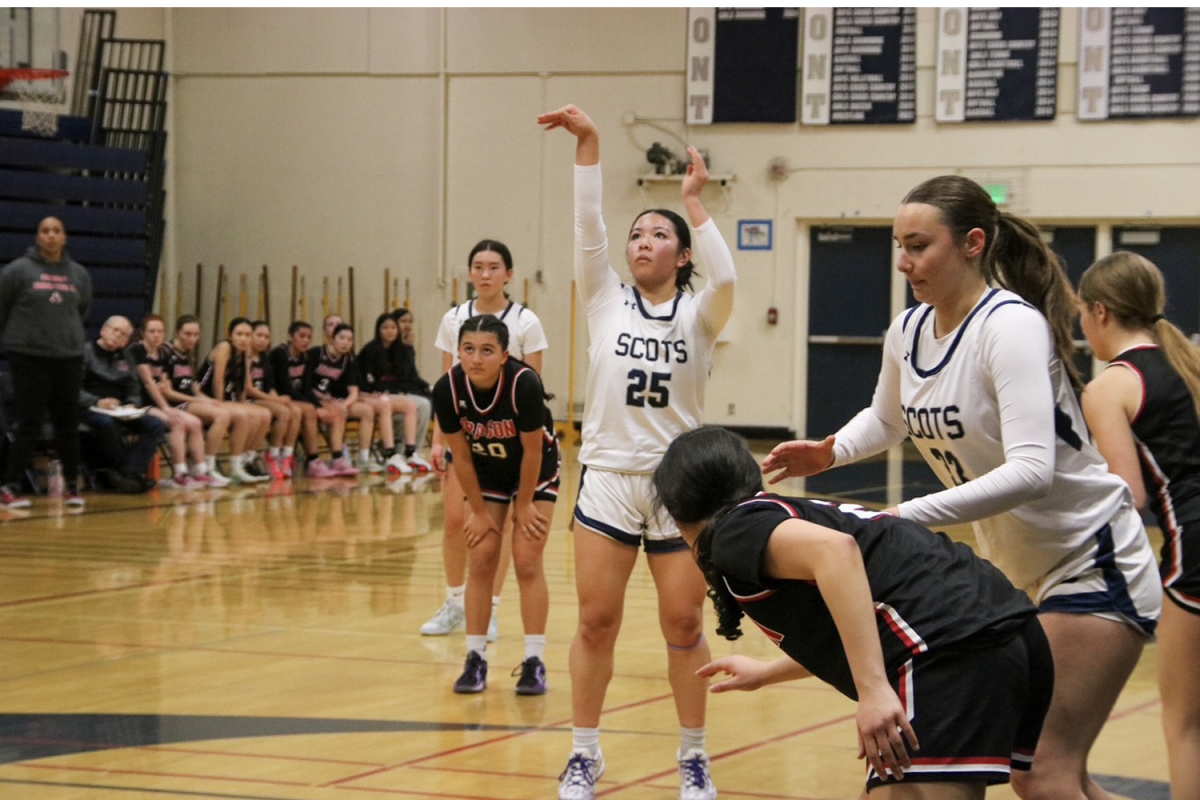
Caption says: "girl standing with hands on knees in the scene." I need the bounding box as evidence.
[762,176,1160,800]
[1077,252,1200,800]
[420,240,548,642]
[432,314,559,696]
[538,104,735,800]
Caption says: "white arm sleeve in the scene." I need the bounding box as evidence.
[574,163,623,315]
[831,316,909,465]
[692,219,736,337]
[898,309,1056,526]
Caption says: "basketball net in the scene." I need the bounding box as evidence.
[0,68,68,137]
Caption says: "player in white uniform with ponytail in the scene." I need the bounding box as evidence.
[764,175,1160,800]
[538,104,735,800]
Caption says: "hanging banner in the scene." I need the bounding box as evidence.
[687,7,800,124]
[801,7,917,125]
[1078,7,1200,120]
[936,8,1059,122]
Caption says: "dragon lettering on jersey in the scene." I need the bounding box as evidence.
[901,404,964,440]
[614,333,688,364]
[461,419,517,441]
[315,363,344,379]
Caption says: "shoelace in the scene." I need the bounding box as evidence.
[680,755,710,789]
[510,659,540,682]
[559,753,598,788]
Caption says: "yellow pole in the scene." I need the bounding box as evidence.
[384,268,391,312]
[336,276,344,317]
[322,277,330,320]
[348,267,355,328]
[452,278,459,306]
[404,278,410,309]
[238,273,248,317]
[524,278,530,307]
[290,265,298,322]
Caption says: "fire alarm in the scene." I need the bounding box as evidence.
[767,307,778,325]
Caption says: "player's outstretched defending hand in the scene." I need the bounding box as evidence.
[761,435,837,484]
[696,656,772,693]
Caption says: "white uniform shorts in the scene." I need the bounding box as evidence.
[572,466,690,554]
[1034,501,1162,637]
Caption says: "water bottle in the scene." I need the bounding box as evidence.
[47,459,64,498]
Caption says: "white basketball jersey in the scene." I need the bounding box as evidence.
[434,300,548,365]
[580,286,717,473]
[893,288,1132,589]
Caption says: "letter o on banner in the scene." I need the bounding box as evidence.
[808,11,827,40]
[943,8,962,35]
[692,15,710,43]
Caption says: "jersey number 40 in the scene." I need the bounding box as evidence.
[626,369,671,408]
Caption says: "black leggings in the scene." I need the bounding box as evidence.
[3,353,83,485]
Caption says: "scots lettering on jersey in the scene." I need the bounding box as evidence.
[614,332,688,364]
[461,418,518,442]
[902,404,964,440]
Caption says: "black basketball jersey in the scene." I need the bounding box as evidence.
[305,347,359,400]
[198,344,247,401]
[710,495,1035,700]
[1111,345,1200,531]
[163,342,198,397]
[127,341,170,382]
[269,343,307,400]
[249,355,275,394]
[432,360,558,494]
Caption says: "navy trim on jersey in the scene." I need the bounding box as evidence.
[1054,406,1084,451]
[631,287,683,322]
[644,537,692,554]
[466,300,514,321]
[1038,523,1158,635]
[909,288,1003,378]
[983,298,1033,321]
[901,305,922,333]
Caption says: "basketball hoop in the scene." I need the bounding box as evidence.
[0,68,69,137]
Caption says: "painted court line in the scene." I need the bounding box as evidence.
[15,761,310,788]
[0,776,304,800]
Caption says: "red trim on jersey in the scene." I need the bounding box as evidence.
[1108,360,1147,424]
[874,602,929,656]
[909,757,1012,766]
[741,494,799,517]
[465,366,505,415]
[510,366,531,414]
[1137,441,1184,586]
[896,658,914,721]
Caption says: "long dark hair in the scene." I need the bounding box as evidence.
[458,314,554,402]
[368,311,402,378]
[903,175,1081,389]
[653,426,764,640]
[630,208,697,291]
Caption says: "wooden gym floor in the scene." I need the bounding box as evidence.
[0,442,1170,800]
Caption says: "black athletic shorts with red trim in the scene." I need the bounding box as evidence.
[479,468,561,506]
[865,616,1054,790]
[1162,519,1200,617]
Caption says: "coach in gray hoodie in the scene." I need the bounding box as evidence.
[0,217,92,507]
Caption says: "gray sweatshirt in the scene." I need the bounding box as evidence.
[0,247,92,359]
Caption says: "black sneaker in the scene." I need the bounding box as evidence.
[64,488,85,509]
[453,651,488,693]
[513,656,547,695]
[0,484,30,509]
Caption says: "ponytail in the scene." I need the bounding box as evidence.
[988,213,1082,390]
[653,426,765,641]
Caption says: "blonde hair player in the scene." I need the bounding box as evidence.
[1078,251,1200,800]
[538,103,735,800]
[763,176,1161,800]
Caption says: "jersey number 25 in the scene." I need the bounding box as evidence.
[626,369,670,408]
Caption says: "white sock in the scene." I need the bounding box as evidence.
[447,584,466,608]
[466,635,488,659]
[282,446,294,457]
[269,447,281,458]
[680,727,707,756]
[173,462,188,477]
[206,455,217,472]
[524,634,546,661]
[572,727,601,757]
[231,454,244,469]
[359,448,371,462]
[193,462,208,477]
[492,595,501,609]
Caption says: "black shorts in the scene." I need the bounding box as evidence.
[1162,520,1200,617]
[866,616,1054,789]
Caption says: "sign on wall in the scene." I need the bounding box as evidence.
[1078,7,1200,120]
[936,8,1059,122]
[686,8,800,124]
[800,7,917,125]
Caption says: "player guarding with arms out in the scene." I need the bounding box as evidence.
[538,104,735,800]
[657,427,1054,796]
[1077,252,1200,800]
[421,239,549,643]
[432,314,559,696]
[762,175,1161,800]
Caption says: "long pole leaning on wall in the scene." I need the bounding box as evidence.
[567,279,578,442]
[348,267,356,328]
[174,270,183,326]
[238,273,248,318]
[212,264,226,351]
[384,268,391,312]
[194,263,203,318]
[260,264,271,326]
[290,265,298,323]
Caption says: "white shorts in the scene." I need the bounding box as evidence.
[572,466,689,553]
[1034,502,1162,637]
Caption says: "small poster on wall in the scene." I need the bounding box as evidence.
[738,220,773,250]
